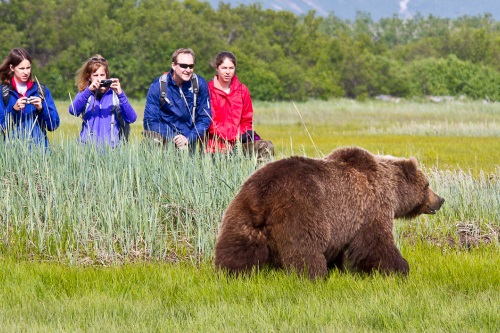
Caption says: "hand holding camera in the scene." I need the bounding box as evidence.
[26,96,42,110]
[99,79,113,88]
[89,78,114,91]
[95,78,122,94]
[14,97,40,111]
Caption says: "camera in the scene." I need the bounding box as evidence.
[25,97,33,104]
[99,79,113,88]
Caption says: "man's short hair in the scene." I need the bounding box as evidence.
[171,48,196,64]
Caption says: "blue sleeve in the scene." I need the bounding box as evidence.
[0,94,5,132]
[0,100,5,133]
[69,88,93,117]
[117,91,137,124]
[38,86,60,131]
[143,80,161,131]
[187,77,212,143]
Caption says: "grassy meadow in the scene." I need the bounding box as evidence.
[1,98,499,332]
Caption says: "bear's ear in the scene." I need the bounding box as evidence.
[401,157,418,181]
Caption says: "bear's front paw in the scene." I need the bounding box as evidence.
[383,256,409,276]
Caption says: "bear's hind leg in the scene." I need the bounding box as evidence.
[215,224,269,275]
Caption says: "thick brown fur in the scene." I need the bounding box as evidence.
[214,146,445,279]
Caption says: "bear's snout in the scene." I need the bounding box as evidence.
[425,191,445,214]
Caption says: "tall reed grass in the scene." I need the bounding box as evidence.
[0,135,498,264]
[1,98,498,263]
[0,137,259,264]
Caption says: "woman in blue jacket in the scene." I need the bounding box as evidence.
[69,54,137,147]
[0,48,60,146]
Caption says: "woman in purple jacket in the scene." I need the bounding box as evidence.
[69,55,136,147]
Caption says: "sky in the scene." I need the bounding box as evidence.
[204,0,500,20]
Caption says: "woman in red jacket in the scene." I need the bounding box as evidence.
[205,51,254,153]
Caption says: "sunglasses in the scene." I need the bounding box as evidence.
[90,57,107,63]
[177,63,194,69]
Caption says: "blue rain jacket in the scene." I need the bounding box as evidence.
[143,70,211,144]
[0,82,60,147]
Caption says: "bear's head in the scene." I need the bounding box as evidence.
[389,156,445,219]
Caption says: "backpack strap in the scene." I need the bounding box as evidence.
[84,95,92,118]
[159,73,171,108]
[159,73,199,119]
[33,83,48,116]
[110,92,119,145]
[190,73,199,121]
[112,91,120,112]
[0,84,6,139]
[82,95,93,139]
[37,83,46,101]
[112,91,130,142]
[1,84,9,107]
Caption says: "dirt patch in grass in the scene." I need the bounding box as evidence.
[455,222,500,249]
[403,222,499,250]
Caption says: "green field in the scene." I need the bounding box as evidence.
[55,98,500,173]
[1,98,499,332]
[2,245,499,332]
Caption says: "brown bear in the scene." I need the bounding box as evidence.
[214,146,445,279]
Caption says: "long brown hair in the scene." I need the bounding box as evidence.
[74,54,109,92]
[211,51,237,69]
[0,48,32,84]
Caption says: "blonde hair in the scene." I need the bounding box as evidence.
[171,48,196,64]
[74,54,109,92]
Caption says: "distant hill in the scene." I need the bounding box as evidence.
[204,0,500,20]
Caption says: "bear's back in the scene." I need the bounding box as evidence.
[242,156,333,198]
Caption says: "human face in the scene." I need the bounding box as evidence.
[10,59,31,84]
[90,66,108,91]
[216,58,236,85]
[172,53,194,85]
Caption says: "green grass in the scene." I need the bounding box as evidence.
[56,98,500,172]
[253,99,500,173]
[1,245,499,332]
[0,140,258,263]
[1,98,499,332]
[1,137,498,263]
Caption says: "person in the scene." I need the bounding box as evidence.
[205,51,254,153]
[143,48,211,151]
[0,47,60,146]
[69,55,137,147]
[205,51,273,161]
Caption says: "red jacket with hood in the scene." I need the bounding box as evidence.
[206,75,253,153]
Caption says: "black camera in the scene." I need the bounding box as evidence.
[99,79,113,88]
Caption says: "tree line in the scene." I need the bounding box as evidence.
[2,0,500,101]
